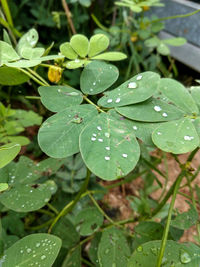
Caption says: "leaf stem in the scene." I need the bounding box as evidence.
[48,168,91,233]
[83,95,105,113]
[18,68,46,86]
[151,9,200,24]
[61,0,76,35]
[46,202,59,215]
[27,68,49,86]
[156,173,183,267]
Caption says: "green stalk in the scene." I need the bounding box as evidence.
[83,95,105,113]
[27,68,49,86]
[156,174,183,267]
[151,9,200,24]
[48,169,91,233]
[1,0,13,27]
[19,68,47,86]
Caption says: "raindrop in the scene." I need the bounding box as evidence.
[133,126,137,130]
[105,156,110,161]
[184,136,194,141]
[162,112,168,117]
[157,132,162,135]
[36,243,40,248]
[92,133,97,137]
[107,99,113,103]
[105,132,110,138]
[105,147,110,151]
[128,82,137,89]
[41,255,46,260]
[97,126,102,131]
[154,106,162,112]
[90,88,93,92]
[20,250,23,253]
[136,75,142,80]
[180,250,191,264]
[122,154,128,158]
[115,98,121,103]
[93,82,96,86]
[57,89,61,93]
[98,138,103,142]
[91,137,96,141]
[27,248,32,253]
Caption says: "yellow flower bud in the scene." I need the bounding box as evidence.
[48,66,62,83]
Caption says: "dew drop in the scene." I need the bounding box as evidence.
[122,153,128,158]
[107,99,113,103]
[74,59,80,63]
[128,82,137,89]
[93,82,96,86]
[180,250,191,264]
[133,126,137,130]
[97,126,102,131]
[90,88,93,92]
[105,132,110,138]
[157,132,162,135]
[41,255,46,260]
[20,250,23,253]
[115,98,121,103]
[184,135,194,141]
[92,133,97,137]
[91,137,96,141]
[105,156,110,161]
[27,248,32,253]
[98,138,103,142]
[57,89,61,93]
[154,106,162,112]
[162,112,168,117]
[105,146,110,151]
[136,75,142,80]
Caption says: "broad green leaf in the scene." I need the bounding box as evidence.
[70,34,89,58]
[0,143,21,169]
[79,0,91,7]
[5,59,42,68]
[80,61,119,95]
[62,245,81,267]
[128,240,200,267]
[115,98,185,122]
[91,52,127,61]
[98,227,131,267]
[52,217,79,249]
[17,29,39,56]
[64,59,86,69]
[1,233,61,267]
[12,109,42,127]
[38,104,98,158]
[88,232,101,266]
[0,183,52,212]
[0,183,8,192]
[144,37,160,48]
[190,86,200,111]
[75,207,104,236]
[21,47,45,59]
[0,41,20,64]
[152,118,199,154]
[0,67,29,85]
[98,72,160,108]
[79,112,140,180]
[159,78,199,114]
[38,85,83,112]
[157,42,170,55]
[2,136,30,146]
[88,34,109,57]
[60,42,78,59]
[170,202,198,230]
[3,29,12,45]
[163,37,186,46]
[40,55,64,61]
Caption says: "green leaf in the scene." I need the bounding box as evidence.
[0,67,29,85]
[79,112,140,180]
[60,42,78,59]
[98,72,160,108]
[98,227,131,267]
[5,59,42,68]
[3,29,12,45]
[38,104,98,158]
[17,29,39,56]
[62,245,81,267]
[80,61,119,95]
[75,207,104,236]
[2,136,30,146]
[79,0,91,7]
[88,232,101,266]
[163,37,186,46]
[152,118,199,154]
[170,202,198,230]
[144,37,160,48]
[64,59,86,69]
[0,143,21,169]
[157,42,170,55]
[70,34,89,58]
[190,86,200,111]
[91,52,127,61]
[21,47,45,60]
[1,233,61,267]
[52,217,79,249]
[159,78,199,114]
[0,183,8,192]
[0,41,20,64]
[0,183,52,212]
[115,98,185,122]
[38,85,83,112]
[127,240,200,267]
[88,34,109,57]
[12,109,42,127]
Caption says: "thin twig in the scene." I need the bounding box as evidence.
[61,0,76,35]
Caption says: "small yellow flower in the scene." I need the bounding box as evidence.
[131,35,138,43]
[142,6,150,11]
[48,66,62,83]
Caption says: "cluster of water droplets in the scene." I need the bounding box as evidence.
[153,105,168,118]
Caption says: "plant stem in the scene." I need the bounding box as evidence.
[46,203,59,215]
[27,68,49,86]
[37,209,55,217]
[48,169,91,233]
[91,13,109,32]
[19,68,46,86]
[1,0,13,27]
[83,95,105,113]
[25,96,41,100]
[151,9,200,24]
[156,174,183,267]
[61,0,76,35]
[25,218,54,231]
